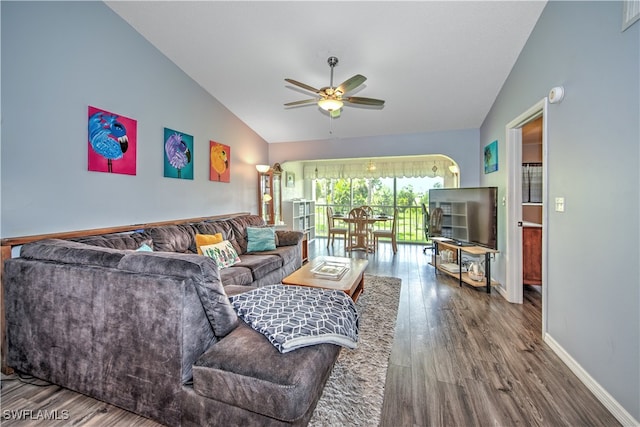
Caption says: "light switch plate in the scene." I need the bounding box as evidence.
[555,197,565,212]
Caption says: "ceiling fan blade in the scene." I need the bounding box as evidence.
[330,109,341,118]
[284,78,321,94]
[344,96,385,106]
[336,74,366,94]
[284,99,317,107]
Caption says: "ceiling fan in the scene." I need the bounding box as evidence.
[284,56,385,118]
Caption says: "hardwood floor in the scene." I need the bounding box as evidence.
[315,239,619,427]
[1,239,620,426]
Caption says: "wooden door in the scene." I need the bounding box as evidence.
[522,226,542,285]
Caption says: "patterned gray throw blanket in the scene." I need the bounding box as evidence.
[229,284,359,353]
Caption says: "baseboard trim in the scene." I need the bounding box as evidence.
[544,333,638,427]
[495,283,509,301]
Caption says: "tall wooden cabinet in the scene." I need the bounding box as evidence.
[257,167,282,225]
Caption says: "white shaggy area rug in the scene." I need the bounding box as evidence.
[309,274,401,427]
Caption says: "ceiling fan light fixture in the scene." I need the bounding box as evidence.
[284,57,384,122]
[318,98,343,112]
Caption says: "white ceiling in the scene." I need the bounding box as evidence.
[106,1,547,144]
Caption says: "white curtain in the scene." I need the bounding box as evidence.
[522,163,543,203]
[302,155,456,179]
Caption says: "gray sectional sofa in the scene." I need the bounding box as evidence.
[3,214,341,426]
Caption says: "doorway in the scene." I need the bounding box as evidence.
[505,98,548,335]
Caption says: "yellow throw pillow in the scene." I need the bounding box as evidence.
[196,233,223,255]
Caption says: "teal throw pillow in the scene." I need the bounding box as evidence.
[246,227,277,252]
[136,243,153,252]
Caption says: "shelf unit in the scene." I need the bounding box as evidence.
[282,200,316,242]
[433,201,468,241]
[431,239,499,293]
[282,200,315,264]
[522,119,543,283]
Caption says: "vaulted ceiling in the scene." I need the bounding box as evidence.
[106,1,547,144]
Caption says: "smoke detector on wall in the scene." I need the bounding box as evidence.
[549,86,565,104]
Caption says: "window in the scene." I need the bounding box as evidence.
[314,176,444,243]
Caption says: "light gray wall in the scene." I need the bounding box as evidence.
[481,1,639,421]
[269,129,482,188]
[1,1,268,238]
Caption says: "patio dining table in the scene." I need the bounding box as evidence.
[333,214,393,252]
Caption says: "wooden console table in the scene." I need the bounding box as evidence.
[431,238,499,293]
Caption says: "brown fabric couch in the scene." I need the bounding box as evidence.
[3,215,340,426]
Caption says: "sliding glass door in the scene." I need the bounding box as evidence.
[314,176,444,243]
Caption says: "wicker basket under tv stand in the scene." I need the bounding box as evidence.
[431,238,499,293]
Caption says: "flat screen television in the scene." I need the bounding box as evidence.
[428,187,498,250]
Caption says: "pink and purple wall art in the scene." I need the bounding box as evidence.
[164,128,194,180]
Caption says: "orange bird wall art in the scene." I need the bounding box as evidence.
[210,141,230,182]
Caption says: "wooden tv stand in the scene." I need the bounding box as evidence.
[431,238,499,293]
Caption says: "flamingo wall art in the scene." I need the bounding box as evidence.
[88,106,137,175]
[164,127,193,180]
[210,141,230,182]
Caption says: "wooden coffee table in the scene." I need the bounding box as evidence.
[282,256,369,302]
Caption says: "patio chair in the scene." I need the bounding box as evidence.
[326,206,348,248]
[359,205,376,242]
[373,208,398,254]
[422,203,434,253]
[347,207,371,254]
